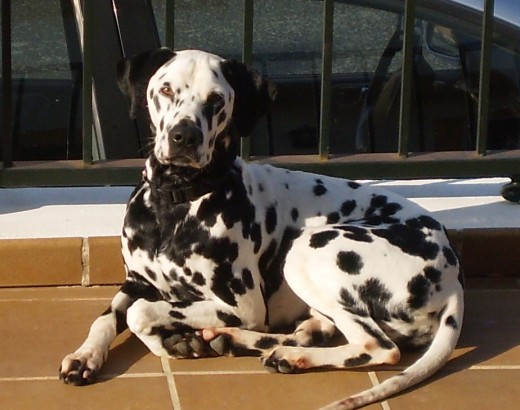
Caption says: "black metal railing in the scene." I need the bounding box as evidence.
[1,0,519,188]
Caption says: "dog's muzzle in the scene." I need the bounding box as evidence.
[169,119,203,150]
[157,118,204,166]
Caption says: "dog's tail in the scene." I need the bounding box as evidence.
[321,285,464,410]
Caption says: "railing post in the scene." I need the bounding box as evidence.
[476,0,495,156]
[319,0,334,160]
[165,0,175,48]
[82,0,93,165]
[2,0,13,168]
[398,0,415,158]
[240,0,254,160]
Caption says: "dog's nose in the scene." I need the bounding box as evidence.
[169,120,202,147]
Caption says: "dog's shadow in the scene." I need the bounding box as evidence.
[95,333,153,383]
[94,289,520,393]
[377,288,520,397]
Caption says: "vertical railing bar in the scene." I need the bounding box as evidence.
[319,0,334,160]
[82,0,93,165]
[398,0,415,158]
[2,0,13,168]
[165,0,175,49]
[476,0,494,156]
[240,0,254,160]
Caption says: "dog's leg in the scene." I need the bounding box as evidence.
[201,309,337,357]
[59,279,160,385]
[125,298,267,359]
[59,289,134,385]
[202,309,399,373]
[260,311,401,373]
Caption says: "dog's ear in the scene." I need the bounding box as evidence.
[116,47,176,118]
[220,60,277,137]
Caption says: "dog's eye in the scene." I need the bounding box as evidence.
[160,86,174,97]
[205,92,225,111]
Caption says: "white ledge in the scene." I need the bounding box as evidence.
[0,178,516,239]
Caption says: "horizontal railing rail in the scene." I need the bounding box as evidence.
[1,0,519,188]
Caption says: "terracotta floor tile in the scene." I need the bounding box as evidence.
[174,371,380,410]
[0,238,83,286]
[0,287,161,378]
[88,236,126,285]
[381,368,520,409]
[0,377,172,410]
[453,289,520,368]
[169,355,264,373]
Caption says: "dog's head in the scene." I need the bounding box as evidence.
[117,48,276,168]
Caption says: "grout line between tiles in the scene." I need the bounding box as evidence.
[0,372,165,382]
[81,237,90,286]
[162,357,182,410]
[0,297,113,302]
[368,372,391,410]
[2,365,520,384]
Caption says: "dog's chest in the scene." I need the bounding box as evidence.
[120,175,275,303]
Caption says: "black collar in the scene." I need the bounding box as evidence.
[145,166,235,204]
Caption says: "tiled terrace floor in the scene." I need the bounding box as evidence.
[1,280,520,409]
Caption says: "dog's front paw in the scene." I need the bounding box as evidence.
[261,347,308,374]
[163,332,219,359]
[59,349,105,385]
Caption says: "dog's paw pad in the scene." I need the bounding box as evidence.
[164,333,217,358]
[262,353,299,374]
[208,334,232,356]
[59,357,97,385]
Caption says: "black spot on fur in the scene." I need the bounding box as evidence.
[445,315,458,329]
[255,336,279,350]
[443,246,458,266]
[337,251,364,274]
[124,185,163,259]
[265,205,278,234]
[407,274,431,309]
[250,223,262,254]
[358,278,392,321]
[327,212,340,224]
[169,310,186,320]
[424,266,442,284]
[211,262,238,306]
[341,200,357,217]
[335,225,373,243]
[145,267,157,282]
[230,278,247,295]
[121,276,162,302]
[309,230,339,248]
[192,272,206,286]
[406,215,442,231]
[348,181,361,189]
[344,353,372,367]
[216,311,243,327]
[242,268,254,289]
[313,183,327,196]
[372,224,439,260]
[217,110,227,125]
[170,276,205,303]
[354,319,395,350]
[291,207,299,222]
[339,288,368,317]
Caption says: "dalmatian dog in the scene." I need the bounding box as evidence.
[59,49,464,409]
